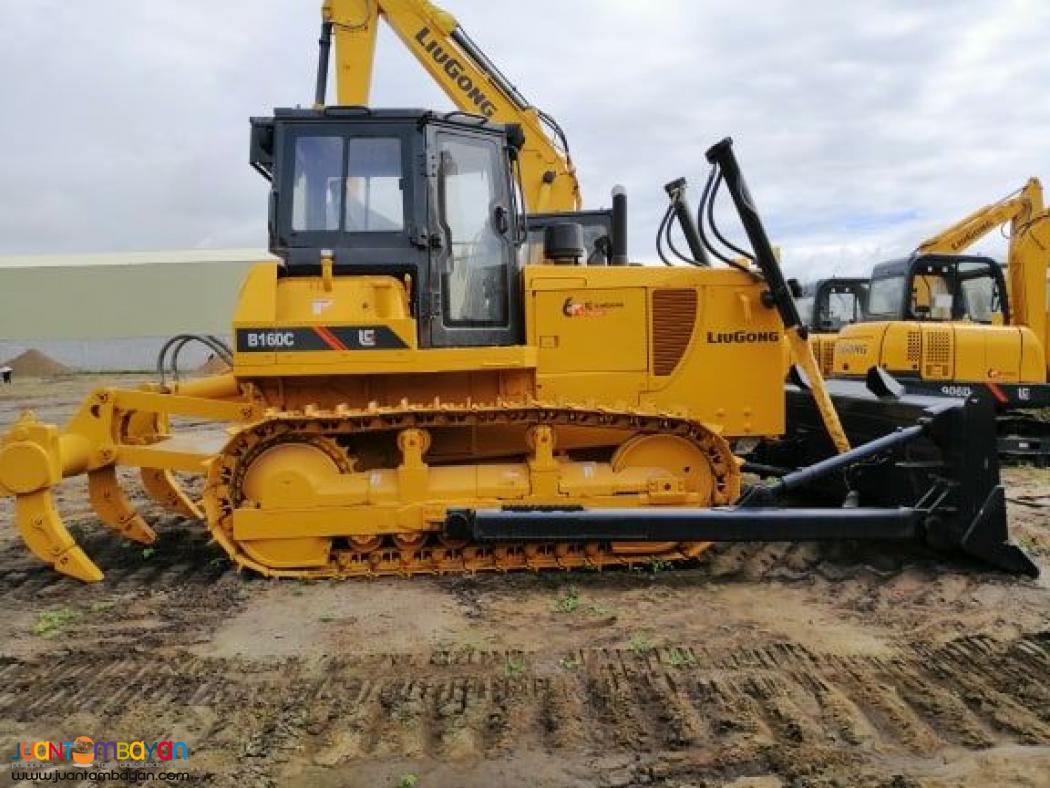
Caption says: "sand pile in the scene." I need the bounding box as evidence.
[196,355,232,375]
[3,349,72,377]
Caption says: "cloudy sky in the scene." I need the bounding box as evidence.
[2,0,1048,279]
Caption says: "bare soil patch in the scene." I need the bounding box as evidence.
[0,375,1046,786]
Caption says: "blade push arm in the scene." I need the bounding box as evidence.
[322,0,581,213]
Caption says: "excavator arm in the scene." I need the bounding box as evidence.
[1006,209,1050,369]
[916,178,1043,255]
[321,0,581,213]
[915,177,1049,365]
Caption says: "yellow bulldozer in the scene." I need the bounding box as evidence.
[0,6,1037,583]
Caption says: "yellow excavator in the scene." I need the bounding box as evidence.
[798,277,870,375]
[0,10,1036,583]
[830,179,1050,460]
[319,0,621,264]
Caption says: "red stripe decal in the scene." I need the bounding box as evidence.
[314,326,347,351]
[986,382,1009,404]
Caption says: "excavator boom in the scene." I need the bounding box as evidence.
[322,0,581,213]
[916,178,1043,255]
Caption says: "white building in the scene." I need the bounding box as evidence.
[0,249,274,371]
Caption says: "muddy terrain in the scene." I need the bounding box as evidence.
[0,375,1047,787]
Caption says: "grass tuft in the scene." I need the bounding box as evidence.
[553,586,580,614]
[559,655,581,671]
[33,608,79,638]
[629,633,654,655]
[668,647,697,668]
[504,655,526,677]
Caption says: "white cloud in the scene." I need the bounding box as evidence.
[0,0,1047,282]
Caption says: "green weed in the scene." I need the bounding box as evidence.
[33,608,79,638]
[553,586,580,614]
[648,558,670,574]
[559,655,581,671]
[505,655,526,677]
[629,633,654,655]
[668,647,697,668]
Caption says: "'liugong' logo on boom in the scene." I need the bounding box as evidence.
[414,27,497,117]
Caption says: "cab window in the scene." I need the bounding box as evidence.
[796,295,815,324]
[823,290,864,329]
[908,261,1004,322]
[437,133,509,325]
[291,136,343,231]
[290,135,406,234]
[868,275,905,318]
[958,262,1003,323]
[345,138,404,232]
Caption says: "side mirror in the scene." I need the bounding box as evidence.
[505,124,526,155]
[250,119,275,180]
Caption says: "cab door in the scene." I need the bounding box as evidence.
[427,127,522,348]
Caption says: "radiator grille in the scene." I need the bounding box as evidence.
[924,329,953,378]
[906,330,921,366]
[652,289,698,376]
[818,338,836,376]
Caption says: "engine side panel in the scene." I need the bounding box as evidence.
[526,265,785,438]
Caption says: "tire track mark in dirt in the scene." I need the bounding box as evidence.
[0,634,1047,785]
[2,377,1044,786]
[0,515,229,601]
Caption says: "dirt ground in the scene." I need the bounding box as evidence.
[0,375,1047,787]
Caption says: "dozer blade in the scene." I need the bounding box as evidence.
[87,466,157,544]
[14,490,103,583]
[141,467,203,519]
[758,373,1038,575]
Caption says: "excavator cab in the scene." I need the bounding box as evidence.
[798,277,870,333]
[867,254,1009,324]
[250,107,526,348]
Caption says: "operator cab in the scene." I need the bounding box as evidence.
[866,253,1009,324]
[797,278,869,333]
[250,107,525,348]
